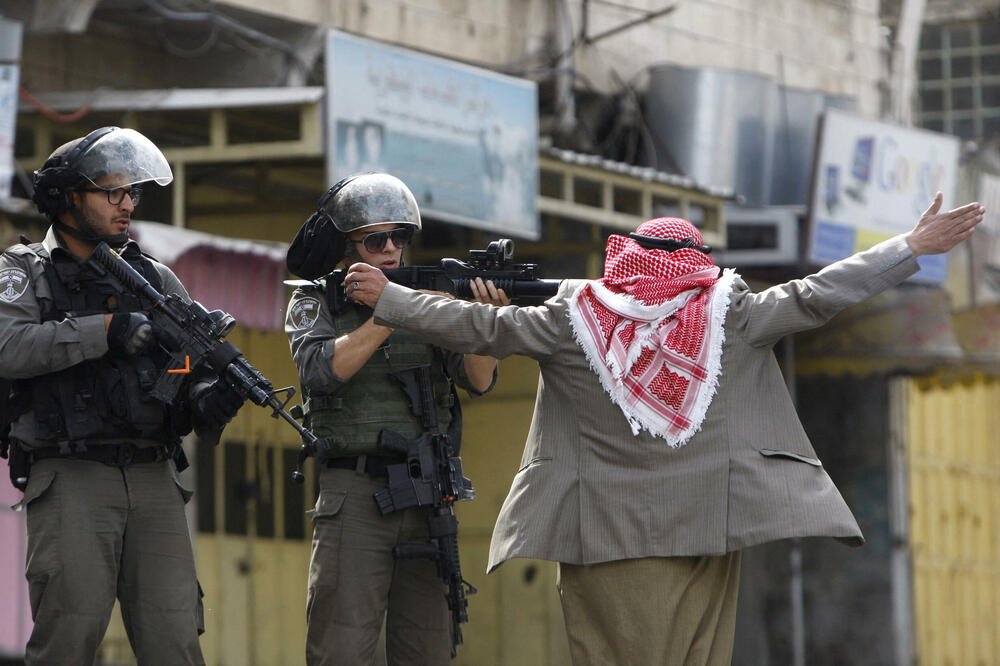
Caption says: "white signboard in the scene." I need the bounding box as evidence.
[808,109,960,283]
[0,18,21,202]
[0,64,19,200]
[326,30,539,239]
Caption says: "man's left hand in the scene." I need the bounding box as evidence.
[344,262,389,308]
[193,380,245,425]
[906,192,985,256]
[469,277,511,306]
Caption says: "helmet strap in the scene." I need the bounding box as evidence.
[53,204,129,247]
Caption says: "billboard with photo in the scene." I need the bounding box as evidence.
[808,109,960,283]
[0,63,18,200]
[0,18,23,201]
[325,30,539,239]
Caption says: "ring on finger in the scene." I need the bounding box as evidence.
[353,281,360,291]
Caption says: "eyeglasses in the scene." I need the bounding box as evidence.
[348,227,415,253]
[80,186,142,207]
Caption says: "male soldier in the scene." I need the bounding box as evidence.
[0,127,245,665]
[346,195,985,665]
[285,173,508,665]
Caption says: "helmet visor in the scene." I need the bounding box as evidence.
[76,128,173,189]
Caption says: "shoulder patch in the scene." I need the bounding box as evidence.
[290,296,321,329]
[0,267,29,303]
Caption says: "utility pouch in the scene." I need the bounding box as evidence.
[4,440,29,491]
[172,444,190,473]
[311,434,358,462]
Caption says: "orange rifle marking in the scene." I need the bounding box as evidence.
[167,355,191,374]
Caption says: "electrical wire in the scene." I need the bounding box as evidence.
[18,87,93,123]
[156,21,221,58]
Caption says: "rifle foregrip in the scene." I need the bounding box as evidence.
[450,278,560,301]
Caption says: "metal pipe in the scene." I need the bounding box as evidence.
[889,0,928,124]
[582,3,678,45]
[555,0,578,138]
[782,337,806,666]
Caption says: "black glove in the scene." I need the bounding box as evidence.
[107,312,156,356]
[192,380,245,426]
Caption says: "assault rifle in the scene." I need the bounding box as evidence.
[301,238,562,310]
[382,238,560,302]
[374,364,477,656]
[88,242,320,482]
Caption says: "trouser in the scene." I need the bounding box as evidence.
[557,552,742,666]
[22,457,203,666]
[306,466,451,666]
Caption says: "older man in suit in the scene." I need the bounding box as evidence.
[344,193,984,665]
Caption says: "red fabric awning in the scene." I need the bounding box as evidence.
[130,221,289,332]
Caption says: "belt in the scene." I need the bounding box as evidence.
[326,455,400,478]
[30,443,172,467]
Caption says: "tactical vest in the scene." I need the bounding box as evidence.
[302,292,459,459]
[15,243,187,447]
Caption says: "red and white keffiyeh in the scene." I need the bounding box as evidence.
[567,218,738,446]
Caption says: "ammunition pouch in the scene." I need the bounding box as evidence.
[22,242,188,446]
[30,359,182,444]
[311,434,352,462]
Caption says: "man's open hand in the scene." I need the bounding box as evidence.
[906,192,985,257]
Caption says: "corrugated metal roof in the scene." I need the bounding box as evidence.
[541,146,739,201]
[19,87,325,113]
[130,220,286,264]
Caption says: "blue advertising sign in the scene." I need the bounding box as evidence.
[808,109,960,283]
[325,30,539,238]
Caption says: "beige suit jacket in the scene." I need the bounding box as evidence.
[374,235,920,572]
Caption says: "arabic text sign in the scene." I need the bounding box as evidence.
[325,30,539,239]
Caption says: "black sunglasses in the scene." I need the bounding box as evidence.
[628,233,712,254]
[80,185,142,207]
[348,227,415,253]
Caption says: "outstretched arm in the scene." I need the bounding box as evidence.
[337,275,505,390]
[738,193,986,348]
[344,263,564,361]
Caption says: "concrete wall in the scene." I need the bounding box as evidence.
[218,0,554,70]
[5,0,888,126]
[219,0,887,114]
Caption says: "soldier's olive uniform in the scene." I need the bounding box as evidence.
[286,280,494,666]
[1,227,205,666]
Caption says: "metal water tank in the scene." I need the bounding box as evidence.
[644,64,779,207]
